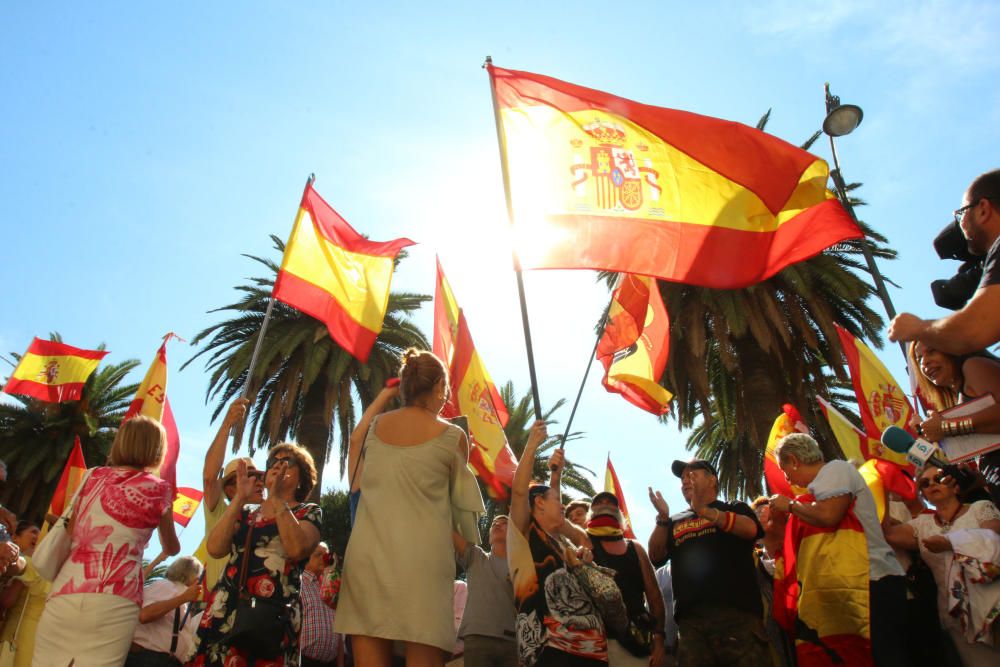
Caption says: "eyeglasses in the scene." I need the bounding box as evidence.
[918,474,945,490]
[223,470,264,486]
[266,456,299,471]
[953,202,977,224]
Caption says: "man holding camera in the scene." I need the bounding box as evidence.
[890,169,1000,353]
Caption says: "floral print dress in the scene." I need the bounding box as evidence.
[190,503,322,667]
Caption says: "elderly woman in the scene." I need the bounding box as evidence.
[508,420,607,667]
[884,465,1000,665]
[192,443,322,666]
[769,433,907,666]
[909,342,1000,504]
[336,349,483,667]
[33,416,181,667]
[128,555,204,665]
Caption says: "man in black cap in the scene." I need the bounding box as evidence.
[647,458,769,666]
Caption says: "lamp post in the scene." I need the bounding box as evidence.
[823,83,906,357]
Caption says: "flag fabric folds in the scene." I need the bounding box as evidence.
[433,261,516,498]
[172,487,204,527]
[3,338,107,403]
[273,182,415,363]
[774,494,872,666]
[596,274,672,415]
[836,326,915,440]
[603,455,636,539]
[124,337,181,492]
[47,436,88,519]
[488,64,862,288]
[763,404,809,497]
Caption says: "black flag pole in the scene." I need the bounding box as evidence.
[557,308,609,455]
[485,56,543,420]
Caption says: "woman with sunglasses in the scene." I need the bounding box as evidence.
[192,443,321,666]
[908,341,1000,504]
[884,465,1000,664]
[335,349,484,667]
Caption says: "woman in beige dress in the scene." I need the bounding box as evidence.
[336,349,483,667]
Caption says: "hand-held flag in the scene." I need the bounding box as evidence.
[172,487,204,527]
[273,181,415,363]
[835,326,915,440]
[47,436,88,519]
[604,455,636,539]
[488,64,862,288]
[3,338,107,403]
[763,404,809,497]
[124,336,181,492]
[597,274,671,414]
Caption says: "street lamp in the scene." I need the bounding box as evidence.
[823,83,905,356]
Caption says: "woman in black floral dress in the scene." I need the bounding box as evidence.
[191,444,322,667]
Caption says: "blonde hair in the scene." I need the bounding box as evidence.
[774,433,824,466]
[399,348,449,405]
[908,342,958,411]
[108,416,166,470]
[267,443,318,502]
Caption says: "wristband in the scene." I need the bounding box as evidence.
[722,511,736,532]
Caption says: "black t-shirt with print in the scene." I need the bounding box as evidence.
[665,499,764,621]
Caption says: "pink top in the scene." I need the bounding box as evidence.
[50,466,172,606]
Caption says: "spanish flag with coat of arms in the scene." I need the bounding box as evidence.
[273,181,414,363]
[124,336,181,492]
[3,338,107,403]
[488,64,861,288]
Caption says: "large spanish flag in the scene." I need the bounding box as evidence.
[488,64,862,287]
[763,404,809,497]
[603,455,636,539]
[273,181,415,363]
[172,486,204,528]
[774,493,872,666]
[835,326,915,442]
[124,337,181,491]
[3,338,107,403]
[596,274,672,415]
[450,311,517,499]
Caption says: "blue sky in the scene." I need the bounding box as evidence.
[2,2,999,558]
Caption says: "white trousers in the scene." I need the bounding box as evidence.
[33,593,139,667]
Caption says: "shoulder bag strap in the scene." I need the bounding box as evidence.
[237,510,255,599]
[350,417,376,489]
[169,604,181,655]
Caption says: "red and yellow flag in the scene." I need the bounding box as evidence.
[273,181,415,363]
[172,486,204,527]
[432,257,462,375]
[763,404,809,497]
[596,274,672,415]
[603,455,636,539]
[488,64,862,288]
[835,326,915,441]
[124,336,181,492]
[446,315,517,500]
[47,437,88,519]
[774,494,872,666]
[3,338,107,403]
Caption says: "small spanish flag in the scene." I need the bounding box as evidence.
[172,487,204,528]
[597,274,672,415]
[3,338,107,403]
[603,455,636,539]
[763,404,809,497]
[48,436,89,518]
[273,181,415,363]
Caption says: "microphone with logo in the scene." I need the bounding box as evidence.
[881,425,977,491]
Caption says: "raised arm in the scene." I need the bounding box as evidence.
[207,460,253,559]
[634,541,668,666]
[510,420,548,536]
[203,399,248,513]
[265,462,321,561]
[647,487,671,566]
[347,385,399,491]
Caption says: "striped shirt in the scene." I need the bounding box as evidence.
[300,569,339,662]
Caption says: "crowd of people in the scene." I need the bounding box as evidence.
[0,168,998,665]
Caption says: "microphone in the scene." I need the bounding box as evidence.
[881,426,948,469]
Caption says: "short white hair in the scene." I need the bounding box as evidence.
[165,556,203,584]
[774,433,824,465]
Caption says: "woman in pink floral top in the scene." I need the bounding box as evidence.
[33,415,181,667]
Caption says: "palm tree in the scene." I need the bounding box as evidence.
[0,335,139,521]
[184,235,430,500]
[613,113,894,499]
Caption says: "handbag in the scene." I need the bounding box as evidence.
[618,609,655,657]
[228,512,290,658]
[33,468,95,581]
[571,561,629,636]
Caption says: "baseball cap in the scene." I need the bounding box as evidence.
[221,457,259,485]
[671,458,718,479]
[591,491,620,507]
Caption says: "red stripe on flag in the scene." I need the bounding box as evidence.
[3,378,87,403]
[25,339,108,360]
[301,185,415,257]
[522,200,858,288]
[159,397,180,495]
[273,270,380,363]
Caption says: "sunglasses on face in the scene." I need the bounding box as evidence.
[266,456,299,471]
[918,474,946,490]
[224,470,264,486]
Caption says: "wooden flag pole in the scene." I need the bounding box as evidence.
[485,57,543,420]
[232,174,315,440]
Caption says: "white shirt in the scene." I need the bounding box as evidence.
[131,579,200,660]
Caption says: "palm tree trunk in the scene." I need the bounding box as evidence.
[298,382,332,503]
[733,337,786,498]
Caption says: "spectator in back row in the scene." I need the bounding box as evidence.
[564,499,590,529]
[300,542,343,667]
[890,168,1000,353]
[127,555,204,665]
